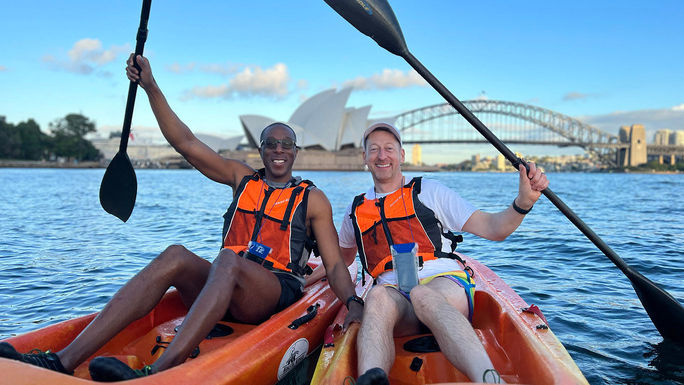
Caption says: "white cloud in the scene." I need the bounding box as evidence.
[475,92,489,101]
[230,63,289,96]
[43,38,130,75]
[68,39,101,62]
[182,63,290,100]
[166,62,241,76]
[167,62,196,74]
[341,68,426,90]
[185,84,230,99]
[200,63,241,76]
[579,106,684,136]
[563,91,592,101]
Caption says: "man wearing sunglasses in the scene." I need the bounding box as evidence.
[0,54,363,381]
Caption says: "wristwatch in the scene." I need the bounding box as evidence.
[346,294,365,309]
[512,198,533,215]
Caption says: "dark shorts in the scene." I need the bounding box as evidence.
[273,272,305,312]
[222,271,304,322]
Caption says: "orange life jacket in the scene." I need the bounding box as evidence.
[222,170,315,277]
[350,177,461,278]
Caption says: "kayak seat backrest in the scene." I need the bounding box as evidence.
[403,335,440,353]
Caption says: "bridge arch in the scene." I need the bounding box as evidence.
[394,100,622,164]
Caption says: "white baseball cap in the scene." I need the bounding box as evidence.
[362,122,402,149]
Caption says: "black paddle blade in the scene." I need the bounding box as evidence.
[629,271,684,344]
[99,151,137,222]
[324,0,408,56]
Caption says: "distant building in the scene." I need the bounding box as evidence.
[653,129,672,145]
[411,144,422,165]
[239,88,395,151]
[92,133,242,161]
[496,154,506,171]
[670,130,684,146]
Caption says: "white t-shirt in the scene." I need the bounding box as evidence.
[338,178,477,285]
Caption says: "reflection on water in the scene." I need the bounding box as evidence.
[1,168,683,384]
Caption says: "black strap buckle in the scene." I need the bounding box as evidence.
[242,251,274,269]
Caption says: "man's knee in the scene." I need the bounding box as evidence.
[365,286,399,316]
[409,284,441,315]
[157,244,190,264]
[212,248,241,274]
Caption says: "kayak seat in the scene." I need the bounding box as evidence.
[403,335,440,353]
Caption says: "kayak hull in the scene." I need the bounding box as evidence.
[1,261,358,385]
[311,256,588,385]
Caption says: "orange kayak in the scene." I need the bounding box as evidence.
[311,256,589,384]
[0,261,360,385]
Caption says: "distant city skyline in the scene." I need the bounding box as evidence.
[2,1,683,163]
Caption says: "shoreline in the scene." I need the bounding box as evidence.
[0,160,102,168]
[1,160,680,174]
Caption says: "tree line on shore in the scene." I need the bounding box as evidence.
[0,113,101,162]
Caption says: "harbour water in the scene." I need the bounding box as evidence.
[0,168,682,384]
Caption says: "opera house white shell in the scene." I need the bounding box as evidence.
[240,87,395,151]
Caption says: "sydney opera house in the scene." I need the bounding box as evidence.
[95,87,400,170]
[240,87,395,151]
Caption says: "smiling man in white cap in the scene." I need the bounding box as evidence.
[338,122,548,384]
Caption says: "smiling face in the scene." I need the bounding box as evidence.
[259,124,297,183]
[363,129,405,192]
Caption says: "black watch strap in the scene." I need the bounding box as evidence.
[346,294,364,309]
[512,198,532,215]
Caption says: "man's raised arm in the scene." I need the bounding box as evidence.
[126,54,252,188]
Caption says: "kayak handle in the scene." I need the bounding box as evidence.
[289,303,320,330]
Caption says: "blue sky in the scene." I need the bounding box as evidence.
[2,1,683,162]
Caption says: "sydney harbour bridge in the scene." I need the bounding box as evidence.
[393,100,682,167]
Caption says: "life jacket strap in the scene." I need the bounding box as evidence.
[434,250,473,277]
[279,186,304,230]
[250,187,274,242]
[350,193,369,274]
[286,262,314,276]
[240,250,275,270]
[442,232,463,253]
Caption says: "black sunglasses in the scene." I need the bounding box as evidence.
[260,137,296,150]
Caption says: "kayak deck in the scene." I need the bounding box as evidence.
[1,261,358,385]
[312,256,588,385]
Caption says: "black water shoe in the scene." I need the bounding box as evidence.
[0,342,72,374]
[89,356,155,382]
[356,367,390,385]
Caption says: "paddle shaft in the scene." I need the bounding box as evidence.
[403,53,632,264]
[119,0,151,153]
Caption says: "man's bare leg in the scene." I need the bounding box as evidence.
[411,278,502,383]
[56,245,212,372]
[151,249,282,370]
[357,286,421,375]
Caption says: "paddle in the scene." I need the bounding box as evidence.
[323,0,684,344]
[99,0,152,222]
